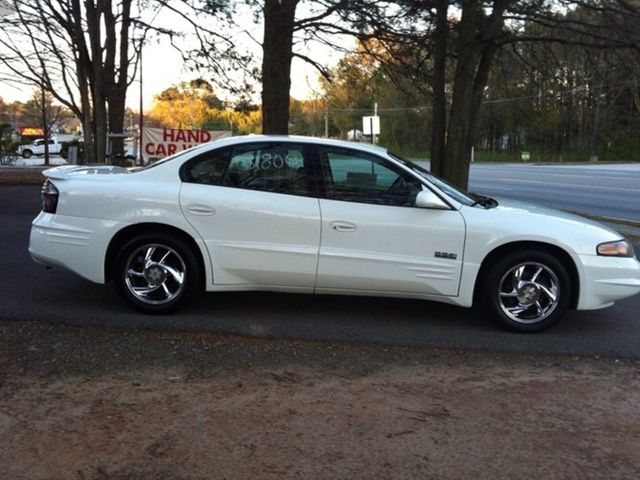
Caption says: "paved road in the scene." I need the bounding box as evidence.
[468,163,640,223]
[2,184,639,358]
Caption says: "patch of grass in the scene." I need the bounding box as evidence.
[567,210,640,228]
[474,150,640,164]
[474,151,591,163]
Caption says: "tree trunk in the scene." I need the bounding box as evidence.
[41,85,50,167]
[465,44,499,172]
[444,0,479,189]
[441,0,509,189]
[68,0,90,164]
[261,0,298,134]
[104,0,132,159]
[430,0,448,177]
[86,0,107,163]
[82,114,93,165]
[107,97,126,158]
[93,96,107,163]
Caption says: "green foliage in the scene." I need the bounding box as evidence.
[281,3,640,163]
[474,151,591,164]
[289,98,325,137]
[148,80,261,134]
[59,140,85,162]
[472,3,640,164]
[0,123,19,158]
[316,48,430,157]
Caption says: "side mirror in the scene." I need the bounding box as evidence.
[415,189,448,209]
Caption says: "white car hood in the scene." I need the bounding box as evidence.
[496,198,620,232]
[461,197,625,256]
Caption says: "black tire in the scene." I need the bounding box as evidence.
[22,149,33,159]
[481,249,571,333]
[113,233,201,314]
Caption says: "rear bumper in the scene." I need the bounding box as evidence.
[29,212,119,283]
[575,253,640,310]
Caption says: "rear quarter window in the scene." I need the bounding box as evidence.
[181,148,231,185]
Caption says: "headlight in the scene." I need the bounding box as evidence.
[597,240,634,258]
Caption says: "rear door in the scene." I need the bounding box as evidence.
[180,142,321,289]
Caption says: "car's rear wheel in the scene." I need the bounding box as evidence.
[481,250,571,332]
[114,233,200,313]
[21,149,33,159]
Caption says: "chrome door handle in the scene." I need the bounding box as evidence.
[330,221,357,232]
[187,204,216,216]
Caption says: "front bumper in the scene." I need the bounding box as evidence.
[575,253,640,310]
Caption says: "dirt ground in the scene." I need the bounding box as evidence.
[0,169,45,185]
[1,320,639,480]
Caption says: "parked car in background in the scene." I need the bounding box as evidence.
[17,134,80,158]
[17,138,62,158]
[28,136,640,332]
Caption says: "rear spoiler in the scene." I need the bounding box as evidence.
[43,165,129,180]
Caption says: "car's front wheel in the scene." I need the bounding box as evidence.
[21,149,33,158]
[114,233,200,313]
[481,250,571,332]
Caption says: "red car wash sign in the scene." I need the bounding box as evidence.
[19,126,45,136]
[142,127,232,162]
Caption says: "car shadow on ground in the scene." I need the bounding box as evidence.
[18,266,616,346]
[7,264,639,357]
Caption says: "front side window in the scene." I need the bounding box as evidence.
[389,152,475,206]
[222,143,310,196]
[320,147,422,207]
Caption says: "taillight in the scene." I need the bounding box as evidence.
[41,179,59,214]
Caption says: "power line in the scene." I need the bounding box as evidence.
[323,78,638,113]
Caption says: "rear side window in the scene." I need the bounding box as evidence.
[221,143,311,196]
[181,148,231,185]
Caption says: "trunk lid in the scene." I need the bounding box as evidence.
[43,165,129,180]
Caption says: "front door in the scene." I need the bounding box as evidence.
[315,146,466,297]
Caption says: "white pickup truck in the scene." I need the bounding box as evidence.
[17,138,65,158]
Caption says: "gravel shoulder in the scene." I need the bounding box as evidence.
[1,319,639,480]
[0,168,46,185]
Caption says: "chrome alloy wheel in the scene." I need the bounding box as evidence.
[124,244,186,305]
[498,262,560,324]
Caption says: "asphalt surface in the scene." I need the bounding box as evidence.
[2,181,640,358]
[468,162,640,223]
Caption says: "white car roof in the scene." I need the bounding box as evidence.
[205,135,389,156]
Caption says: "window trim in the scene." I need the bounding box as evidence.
[179,146,233,185]
[181,141,319,198]
[315,145,450,209]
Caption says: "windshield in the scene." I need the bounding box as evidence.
[388,152,476,206]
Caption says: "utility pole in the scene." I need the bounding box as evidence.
[373,102,378,145]
[41,84,49,166]
[324,102,329,138]
[139,38,144,166]
[590,92,603,162]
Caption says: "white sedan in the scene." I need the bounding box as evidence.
[29,136,640,332]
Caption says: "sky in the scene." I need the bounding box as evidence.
[123,35,338,110]
[0,2,353,111]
